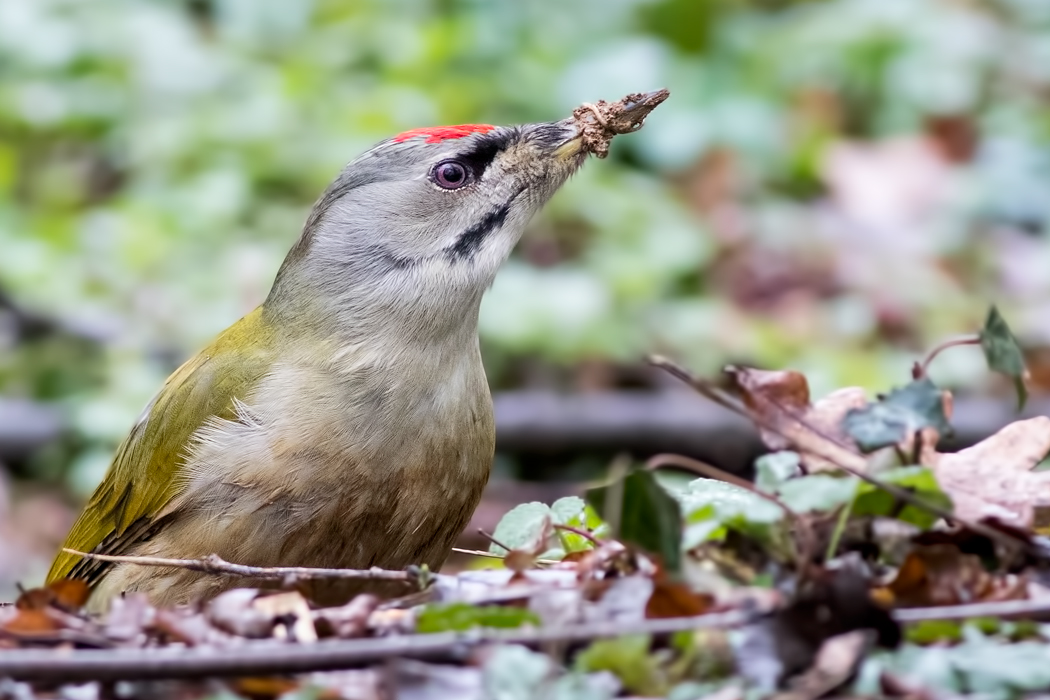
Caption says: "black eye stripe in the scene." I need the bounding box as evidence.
[445,184,527,260]
[448,130,516,180]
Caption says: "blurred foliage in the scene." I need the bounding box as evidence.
[2,0,1050,489]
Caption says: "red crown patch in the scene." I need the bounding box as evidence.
[392,124,497,144]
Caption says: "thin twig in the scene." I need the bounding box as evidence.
[475,530,515,554]
[913,334,982,380]
[648,355,746,416]
[450,547,562,567]
[0,608,755,682]
[63,550,414,583]
[553,523,601,546]
[893,598,1050,623]
[646,453,788,511]
[451,547,506,560]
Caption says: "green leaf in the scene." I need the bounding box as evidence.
[488,502,552,555]
[681,478,784,524]
[857,637,1050,696]
[574,635,664,697]
[683,504,728,548]
[778,474,858,513]
[980,305,1029,410]
[842,378,951,452]
[678,480,785,551]
[551,496,599,553]
[266,687,323,700]
[549,673,619,700]
[754,451,801,492]
[482,646,619,700]
[482,645,553,700]
[852,466,952,529]
[551,496,586,525]
[905,619,963,645]
[586,470,683,575]
[416,603,540,634]
[668,682,736,700]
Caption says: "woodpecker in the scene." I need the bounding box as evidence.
[48,91,668,610]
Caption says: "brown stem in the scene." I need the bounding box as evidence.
[913,334,982,379]
[553,523,601,546]
[645,453,793,516]
[476,529,515,554]
[647,355,744,416]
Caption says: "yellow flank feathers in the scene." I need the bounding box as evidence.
[47,307,277,585]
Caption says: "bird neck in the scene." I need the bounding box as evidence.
[262,269,485,366]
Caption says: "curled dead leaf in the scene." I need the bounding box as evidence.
[726,366,867,471]
[104,593,156,644]
[645,579,714,619]
[44,580,90,611]
[921,416,1050,528]
[314,594,380,639]
[15,579,89,612]
[2,609,61,636]
[207,588,274,639]
[252,591,317,643]
[877,544,1027,608]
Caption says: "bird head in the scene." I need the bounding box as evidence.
[265,92,666,341]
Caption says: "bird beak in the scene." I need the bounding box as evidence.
[533,88,670,162]
[551,123,587,161]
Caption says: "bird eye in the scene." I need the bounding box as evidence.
[431,160,471,190]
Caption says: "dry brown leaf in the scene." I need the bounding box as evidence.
[645,579,714,619]
[252,591,317,643]
[231,677,304,700]
[775,630,870,700]
[15,579,90,614]
[2,578,95,639]
[314,594,379,639]
[13,588,52,611]
[207,588,274,639]
[159,606,239,646]
[104,593,155,644]
[877,544,1027,608]
[574,540,643,585]
[2,608,60,635]
[727,367,867,471]
[48,579,91,611]
[921,416,1050,528]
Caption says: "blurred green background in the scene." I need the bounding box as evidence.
[1,0,1049,586]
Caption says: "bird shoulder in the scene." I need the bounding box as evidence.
[47,307,278,585]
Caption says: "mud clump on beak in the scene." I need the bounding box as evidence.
[572,89,670,158]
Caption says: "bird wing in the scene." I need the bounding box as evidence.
[47,307,277,586]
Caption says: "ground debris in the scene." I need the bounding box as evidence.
[573,89,670,158]
[4,307,1050,699]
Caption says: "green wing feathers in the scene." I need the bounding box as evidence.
[47,308,276,585]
